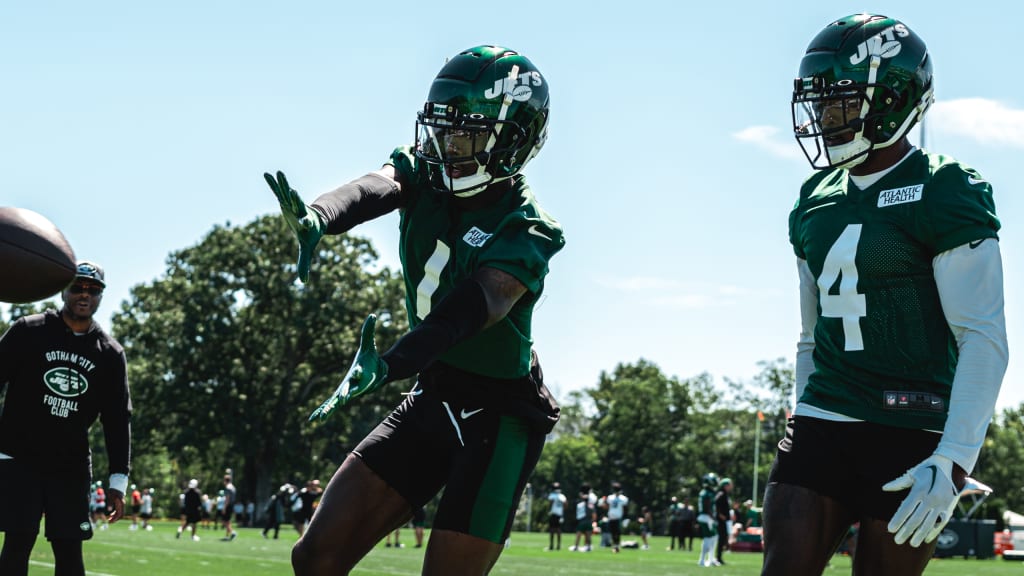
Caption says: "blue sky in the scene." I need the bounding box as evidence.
[3,1,1020,411]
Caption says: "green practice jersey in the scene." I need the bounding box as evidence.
[698,488,715,517]
[789,149,1000,431]
[388,146,565,379]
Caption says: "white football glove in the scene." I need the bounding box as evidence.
[882,454,960,547]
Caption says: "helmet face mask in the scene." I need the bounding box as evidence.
[415,46,549,197]
[792,14,933,170]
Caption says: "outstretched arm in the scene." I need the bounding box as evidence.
[265,167,402,282]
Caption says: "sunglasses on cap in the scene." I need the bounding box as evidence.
[69,284,104,296]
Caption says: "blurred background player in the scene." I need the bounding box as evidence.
[177,479,203,541]
[411,506,426,548]
[546,482,566,550]
[385,527,403,549]
[569,490,594,552]
[262,484,291,540]
[603,482,628,553]
[140,488,154,531]
[714,477,733,565]
[697,473,719,567]
[639,505,653,550]
[221,474,238,541]
[666,496,683,551]
[292,479,322,537]
[91,481,108,531]
[129,484,142,530]
[679,497,697,551]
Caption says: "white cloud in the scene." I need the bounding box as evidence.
[596,276,756,309]
[929,98,1024,148]
[732,125,805,160]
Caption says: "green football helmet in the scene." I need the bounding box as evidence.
[792,14,933,169]
[415,45,550,197]
[701,473,720,490]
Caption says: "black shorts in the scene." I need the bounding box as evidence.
[0,458,93,541]
[679,520,694,536]
[608,518,622,539]
[766,416,940,521]
[409,506,425,524]
[412,507,426,527]
[548,513,562,530]
[354,361,552,544]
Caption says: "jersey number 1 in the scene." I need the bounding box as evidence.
[415,240,451,320]
[818,224,866,351]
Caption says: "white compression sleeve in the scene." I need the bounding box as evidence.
[932,238,1008,473]
[794,258,818,405]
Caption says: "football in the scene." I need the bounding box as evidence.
[0,207,77,303]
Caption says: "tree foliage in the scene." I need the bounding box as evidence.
[109,215,407,507]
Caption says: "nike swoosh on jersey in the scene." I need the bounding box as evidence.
[460,408,484,419]
[528,225,551,240]
[967,175,985,186]
[969,239,985,249]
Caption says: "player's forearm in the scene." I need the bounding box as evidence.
[381,278,489,381]
[933,240,1008,472]
[311,172,401,235]
[794,258,818,404]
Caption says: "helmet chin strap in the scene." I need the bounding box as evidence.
[446,170,494,197]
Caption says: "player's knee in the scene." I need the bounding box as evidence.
[291,538,315,575]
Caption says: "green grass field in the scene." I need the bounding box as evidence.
[2,520,1018,575]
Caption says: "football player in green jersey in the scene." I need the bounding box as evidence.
[267,46,564,576]
[761,15,1008,576]
[697,473,719,567]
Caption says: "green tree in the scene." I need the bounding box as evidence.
[588,359,692,516]
[973,407,1024,522]
[528,426,602,531]
[111,215,407,511]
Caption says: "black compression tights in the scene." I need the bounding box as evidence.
[0,534,84,576]
[0,532,34,576]
[52,539,85,576]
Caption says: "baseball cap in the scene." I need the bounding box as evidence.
[75,261,106,287]
[188,478,199,489]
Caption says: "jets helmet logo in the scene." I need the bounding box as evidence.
[44,366,89,397]
[849,24,910,65]
[483,71,543,102]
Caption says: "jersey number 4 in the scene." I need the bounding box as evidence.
[818,224,866,351]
